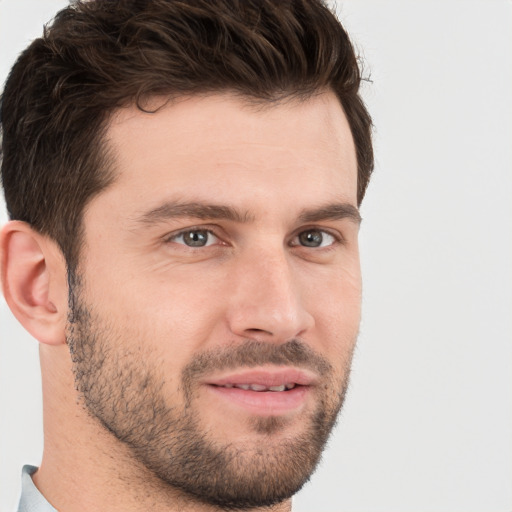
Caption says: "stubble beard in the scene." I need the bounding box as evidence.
[66,281,355,510]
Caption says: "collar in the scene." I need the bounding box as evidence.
[17,465,57,512]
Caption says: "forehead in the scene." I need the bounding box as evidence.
[99,91,358,215]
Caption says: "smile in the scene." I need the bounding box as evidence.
[204,367,316,416]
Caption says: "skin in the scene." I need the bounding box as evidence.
[0,90,361,512]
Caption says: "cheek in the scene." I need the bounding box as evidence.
[308,263,362,358]
[81,261,229,373]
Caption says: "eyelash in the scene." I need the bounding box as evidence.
[165,226,344,250]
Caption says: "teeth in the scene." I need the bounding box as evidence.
[223,383,297,391]
[268,385,286,392]
[249,384,267,391]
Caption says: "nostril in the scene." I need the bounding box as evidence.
[245,327,273,336]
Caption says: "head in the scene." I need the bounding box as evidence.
[0,0,373,509]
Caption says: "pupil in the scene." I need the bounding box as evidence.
[300,230,322,247]
[185,231,207,247]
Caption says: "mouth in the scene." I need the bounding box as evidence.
[215,382,298,392]
[203,367,316,416]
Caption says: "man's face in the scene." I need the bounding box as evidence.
[68,91,361,509]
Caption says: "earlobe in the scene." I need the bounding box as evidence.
[1,221,67,345]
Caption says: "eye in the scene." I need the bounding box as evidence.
[292,229,337,248]
[168,229,220,248]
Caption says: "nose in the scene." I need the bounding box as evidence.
[226,247,315,343]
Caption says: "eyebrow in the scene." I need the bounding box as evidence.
[298,202,361,225]
[134,200,361,226]
[135,201,254,225]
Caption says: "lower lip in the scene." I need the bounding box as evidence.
[206,385,310,416]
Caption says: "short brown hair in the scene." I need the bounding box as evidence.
[0,0,373,270]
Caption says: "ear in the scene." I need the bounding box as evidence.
[1,221,68,345]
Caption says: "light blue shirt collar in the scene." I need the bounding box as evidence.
[17,465,57,512]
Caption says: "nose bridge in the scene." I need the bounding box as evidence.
[227,242,314,341]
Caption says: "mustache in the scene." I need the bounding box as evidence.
[182,339,333,383]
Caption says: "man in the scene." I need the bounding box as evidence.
[0,0,373,510]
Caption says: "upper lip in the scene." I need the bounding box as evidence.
[204,367,318,388]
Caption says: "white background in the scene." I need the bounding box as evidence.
[1,1,511,511]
